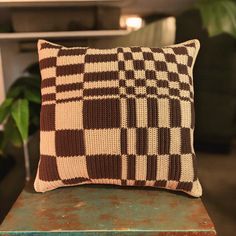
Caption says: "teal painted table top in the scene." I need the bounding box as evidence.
[0,184,216,235]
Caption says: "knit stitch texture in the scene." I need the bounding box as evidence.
[34,39,202,197]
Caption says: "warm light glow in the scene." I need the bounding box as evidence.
[120,15,143,31]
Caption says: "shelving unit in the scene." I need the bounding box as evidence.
[0,30,129,41]
[0,0,126,7]
[0,0,131,96]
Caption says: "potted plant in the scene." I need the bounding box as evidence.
[195,0,236,38]
[0,65,41,181]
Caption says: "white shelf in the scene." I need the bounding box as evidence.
[0,30,129,41]
[0,0,125,7]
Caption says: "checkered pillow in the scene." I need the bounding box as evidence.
[34,39,202,197]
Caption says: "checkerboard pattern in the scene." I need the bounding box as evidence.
[34,39,202,197]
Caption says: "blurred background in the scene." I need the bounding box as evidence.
[0,1,235,235]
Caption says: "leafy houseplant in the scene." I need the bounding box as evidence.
[0,66,41,181]
[195,0,236,38]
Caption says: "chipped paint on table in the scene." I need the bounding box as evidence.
[0,184,216,235]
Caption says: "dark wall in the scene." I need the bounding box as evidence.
[176,10,236,153]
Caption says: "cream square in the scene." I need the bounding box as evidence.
[56,90,83,100]
[57,156,89,180]
[40,131,56,156]
[56,101,83,130]
[148,128,158,155]
[126,80,135,87]
[85,61,118,73]
[156,71,168,81]
[136,98,148,127]
[180,90,190,98]
[158,98,170,127]
[135,155,147,180]
[41,67,56,80]
[146,79,157,87]
[57,55,84,66]
[180,100,192,128]
[180,154,194,182]
[169,81,179,89]
[153,53,165,61]
[145,61,155,70]
[157,87,169,96]
[57,74,84,85]
[124,60,134,71]
[179,74,189,83]
[176,55,188,65]
[135,87,146,95]
[156,155,169,180]
[41,86,56,95]
[127,128,136,155]
[132,52,144,60]
[167,62,178,73]
[170,128,181,154]
[134,70,145,79]
[84,128,120,155]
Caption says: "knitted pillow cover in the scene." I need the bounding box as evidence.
[34,39,202,197]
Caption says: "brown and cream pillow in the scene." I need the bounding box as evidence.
[34,39,202,197]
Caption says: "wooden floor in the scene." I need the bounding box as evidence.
[198,143,236,236]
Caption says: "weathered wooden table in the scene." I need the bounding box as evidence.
[0,184,216,235]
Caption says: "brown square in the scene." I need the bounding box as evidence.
[181,128,192,154]
[143,52,154,60]
[130,47,142,52]
[172,47,188,55]
[124,52,133,60]
[38,155,60,181]
[126,87,135,95]
[133,60,145,70]
[145,70,156,80]
[155,61,167,71]
[119,80,126,87]
[157,80,169,88]
[158,128,170,155]
[177,64,188,75]
[169,88,180,97]
[86,155,121,179]
[40,104,55,131]
[168,72,179,82]
[165,53,176,63]
[56,64,84,76]
[147,87,157,95]
[135,79,146,87]
[83,99,120,129]
[55,130,85,156]
[168,155,181,181]
[118,61,125,71]
[125,70,135,79]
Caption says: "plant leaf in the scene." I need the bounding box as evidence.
[7,86,24,98]
[11,99,29,141]
[24,88,41,104]
[3,117,22,148]
[0,98,13,123]
[196,0,236,38]
[9,76,40,92]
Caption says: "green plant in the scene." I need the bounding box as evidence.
[195,0,236,38]
[0,69,41,180]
